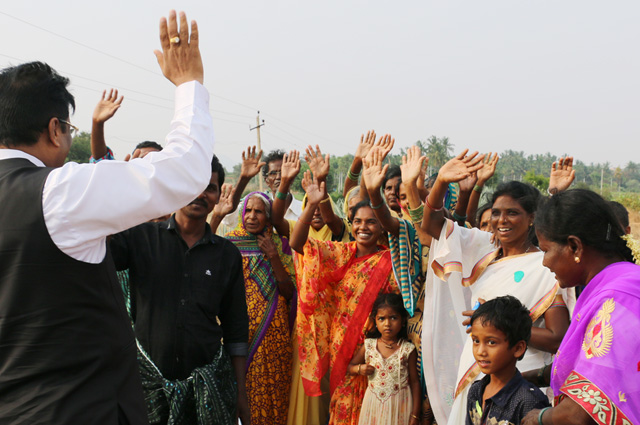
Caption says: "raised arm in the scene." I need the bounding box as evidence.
[363,139,400,238]
[343,130,375,197]
[209,183,236,233]
[44,11,216,263]
[90,89,123,161]
[548,156,575,195]
[305,145,343,235]
[401,146,432,246]
[233,146,266,206]
[453,171,477,227]
[467,152,498,227]
[290,171,326,254]
[271,150,300,239]
[421,150,485,239]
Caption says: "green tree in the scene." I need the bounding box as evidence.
[65,132,92,164]
[423,135,454,173]
[523,170,549,192]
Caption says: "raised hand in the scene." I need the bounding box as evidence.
[301,170,326,205]
[93,89,123,124]
[458,171,478,192]
[212,183,236,217]
[374,134,395,157]
[154,10,204,86]
[305,145,331,181]
[354,130,376,160]
[362,148,390,192]
[438,150,485,184]
[476,152,499,185]
[281,150,300,182]
[401,145,427,184]
[549,156,575,194]
[240,146,265,179]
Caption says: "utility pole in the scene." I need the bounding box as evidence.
[250,112,265,191]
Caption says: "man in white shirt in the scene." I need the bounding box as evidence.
[0,10,212,424]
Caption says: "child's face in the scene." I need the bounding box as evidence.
[470,320,524,377]
[375,306,403,340]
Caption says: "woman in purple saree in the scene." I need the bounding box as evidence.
[523,189,640,425]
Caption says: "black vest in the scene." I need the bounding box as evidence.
[0,158,147,424]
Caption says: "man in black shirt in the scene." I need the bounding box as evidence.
[110,156,250,425]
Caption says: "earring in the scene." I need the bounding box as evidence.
[574,256,580,264]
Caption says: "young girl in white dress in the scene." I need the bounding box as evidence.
[349,293,421,425]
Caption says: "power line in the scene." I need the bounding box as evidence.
[0,14,345,152]
[0,11,160,76]
[261,112,344,149]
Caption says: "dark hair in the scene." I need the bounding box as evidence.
[0,62,75,147]
[366,293,409,339]
[350,199,374,222]
[471,295,531,360]
[491,181,541,245]
[476,202,492,228]
[261,149,285,179]
[425,173,438,190]
[134,140,163,152]
[535,189,633,262]
[211,155,225,186]
[382,165,401,190]
[609,201,630,230]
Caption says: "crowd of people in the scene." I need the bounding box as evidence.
[1,9,639,425]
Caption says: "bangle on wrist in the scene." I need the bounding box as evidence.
[473,184,483,194]
[275,190,288,200]
[347,169,361,182]
[411,414,419,420]
[319,196,331,204]
[547,187,558,196]
[408,203,425,224]
[370,199,384,210]
[452,211,467,222]
[425,195,443,212]
[538,407,551,425]
[357,364,362,374]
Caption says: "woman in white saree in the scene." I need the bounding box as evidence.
[420,151,573,425]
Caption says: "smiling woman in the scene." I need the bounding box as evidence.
[290,175,401,425]
[520,189,640,425]
[420,152,574,425]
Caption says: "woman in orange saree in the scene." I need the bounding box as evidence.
[290,173,399,425]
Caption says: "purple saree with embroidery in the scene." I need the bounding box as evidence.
[551,261,640,425]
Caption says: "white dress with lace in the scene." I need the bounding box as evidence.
[357,338,415,425]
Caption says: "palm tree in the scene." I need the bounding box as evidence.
[424,135,454,173]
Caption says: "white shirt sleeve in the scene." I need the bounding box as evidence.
[42,81,214,263]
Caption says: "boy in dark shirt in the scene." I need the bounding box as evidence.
[466,295,549,425]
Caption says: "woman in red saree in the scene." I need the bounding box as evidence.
[290,172,399,425]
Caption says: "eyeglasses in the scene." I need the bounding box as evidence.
[58,119,79,137]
